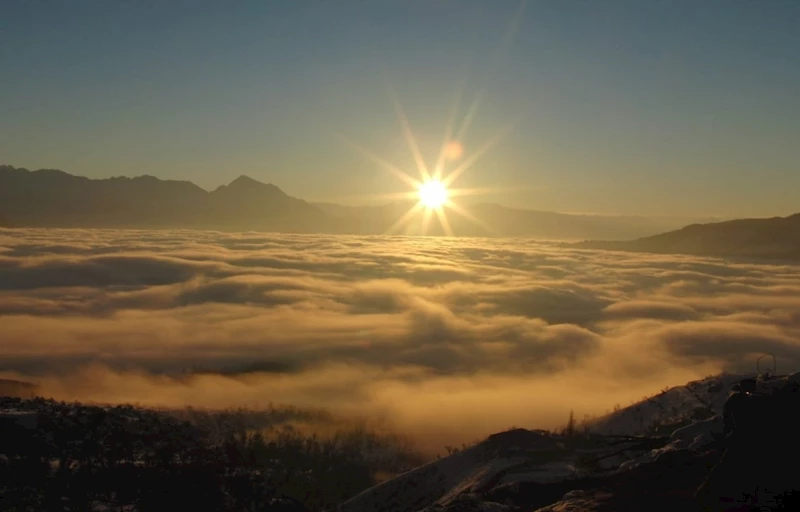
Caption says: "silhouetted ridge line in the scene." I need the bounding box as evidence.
[0,164,753,239]
[0,165,329,233]
[576,213,800,261]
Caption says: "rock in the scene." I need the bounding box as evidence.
[482,480,600,511]
[665,415,723,453]
[532,490,614,512]
[670,415,722,443]
[694,375,800,510]
[419,493,517,512]
[486,429,557,448]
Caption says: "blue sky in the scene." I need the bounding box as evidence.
[1,0,798,216]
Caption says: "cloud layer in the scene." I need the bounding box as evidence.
[2,228,799,450]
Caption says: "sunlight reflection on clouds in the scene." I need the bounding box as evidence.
[1,228,799,448]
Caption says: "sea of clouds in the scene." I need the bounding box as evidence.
[1,228,799,449]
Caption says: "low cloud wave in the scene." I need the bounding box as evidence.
[2,228,799,450]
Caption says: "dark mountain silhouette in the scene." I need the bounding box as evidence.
[0,165,330,233]
[314,200,710,239]
[0,379,40,399]
[205,175,333,232]
[313,201,426,235]
[444,203,693,240]
[577,214,800,261]
[316,200,711,240]
[0,165,721,239]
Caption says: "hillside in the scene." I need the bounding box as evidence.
[0,394,422,512]
[340,371,800,512]
[2,165,695,239]
[3,371,799,511]
[577,214,800,261]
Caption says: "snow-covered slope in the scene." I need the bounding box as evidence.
[587,372,751,436]
[588,371,798,437]
[339,371,799,512]
[338,430,567,512]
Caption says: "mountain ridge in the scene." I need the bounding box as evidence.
[576,213,800,261]
[2,165,795,248]
[0,165,329,232]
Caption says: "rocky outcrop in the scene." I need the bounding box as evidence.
[693,373,800,510]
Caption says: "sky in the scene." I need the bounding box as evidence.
[1,0,798,217]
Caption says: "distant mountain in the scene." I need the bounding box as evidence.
[312,201,416,234]
[445,203,695,240]
[576,214,800,261]
[0,378,40,399]
[0,165,331,233]
[0,165,719,239]
[205,175,333,232]
[315,200,702,240]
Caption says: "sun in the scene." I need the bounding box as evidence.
[337,62,525,235]
[333,1,529,236]
[418,179,448,209]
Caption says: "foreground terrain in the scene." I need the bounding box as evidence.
[341,370,800,512]
[0,395,421,511]
[2,371,799,511]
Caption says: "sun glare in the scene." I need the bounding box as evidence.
[339,49,526,235]
[419,180,448,209]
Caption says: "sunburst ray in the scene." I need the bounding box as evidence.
[442,116,520,188]
[336,134,421,189]
[336,1,530,238]
[421,207,433,234]
[432,82,465,181]
[434,207,454,237]
[385,78,431,182]
[444,201,497,235]
[447,185,525,198]
[326,191,419,204]
[385,202,425,235]
[454,0,528,144]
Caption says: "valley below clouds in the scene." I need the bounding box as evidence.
[2,228,799,451]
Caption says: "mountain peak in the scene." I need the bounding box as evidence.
[221,175,287,195]
[228,175,264,187]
